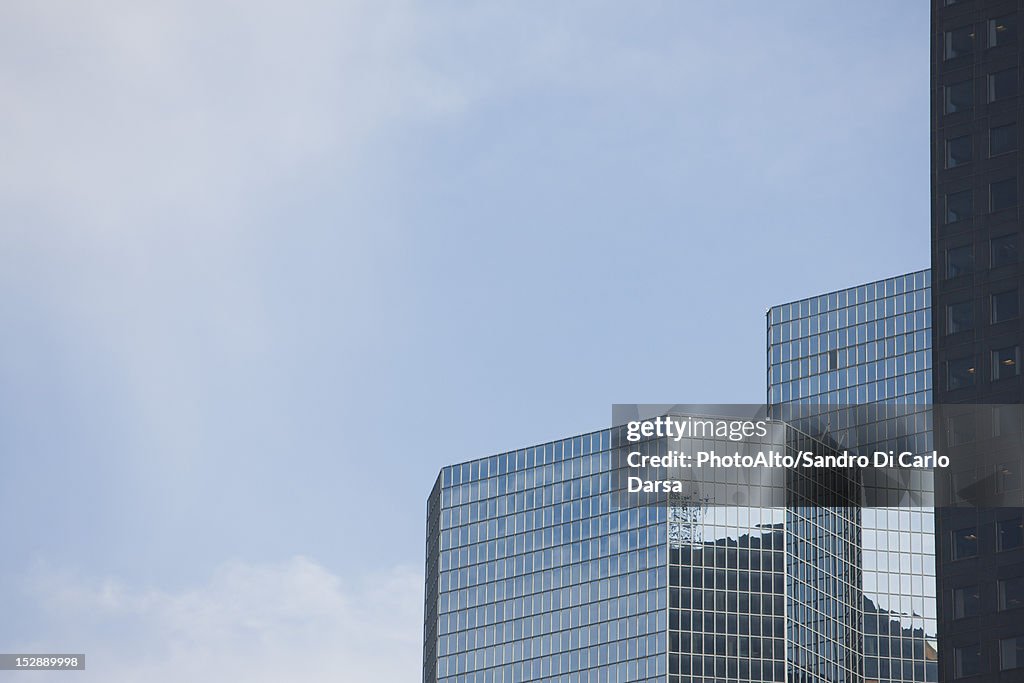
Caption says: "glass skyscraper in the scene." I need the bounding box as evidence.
[423,271,939,683]
[767,270,938,683]
[423,431,669,683]
[423,416,870,683]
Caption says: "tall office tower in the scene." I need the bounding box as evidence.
[932,2,1024,680]
[767,270,939,683]
[422,418,865,683]
[422,432,670,683]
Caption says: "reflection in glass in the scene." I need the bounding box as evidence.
[991,232,1020,267]
[952,527,978,559]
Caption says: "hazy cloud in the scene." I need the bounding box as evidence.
[25,557,422,682]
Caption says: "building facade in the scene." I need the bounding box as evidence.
[423,417,869,683]
[932,1,1024,680]
[767,270,938,683]
[423,431,669,683]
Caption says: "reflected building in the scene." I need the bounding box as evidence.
[767,270,939,683]
[424,417,866,683]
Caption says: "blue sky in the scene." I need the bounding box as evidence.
[0,2,928,680]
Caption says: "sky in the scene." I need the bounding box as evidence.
[0,2,929,681]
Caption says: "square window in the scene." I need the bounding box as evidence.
[947,301,974,334]
[991,177,1018,211]
[955,643,983,677]
[946,245,974,277]
[946,80,974,113]
[999,577,1024,610]
[992,289,1020,323]
[954,585,981,618]
[990,15,1017,47]
[992,233,1019,267]
[947,135,973,167]
[946,25,976,59]
[948,357,978,390]
[998,517,1024,550]
[993,346,1020,379]
[1001,635,1024,670]
[989,68,1019,101]
[990,123,1018,155]
[946,189,974,223]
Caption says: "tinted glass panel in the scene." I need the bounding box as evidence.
[990,15,1017,46]
[950,413,977,445]
[992,233,1019,266]
[947,135,972,167]
[999,577,1024,610]
[948,357,977,390]
[956,643,982,677]
[947,302,974,333]
[994,405,1021,437]
[992,289,1020,323]
[991,177,1018,211]
[946,245,973,278]
[946,80,973,113]
[946,25,976,59]
[1001,636,1024,670]
[998,517,1024,550]
[989,68,1019,101]
[993,346,1020,379]
[991,123,1018,155]
[946,189,973,223]
[954,585,981,617]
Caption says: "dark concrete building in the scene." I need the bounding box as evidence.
[932,1,1024,680]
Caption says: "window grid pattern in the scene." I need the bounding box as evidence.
[427,431,667,683]
[768,270,938,683]
[767,270,932,418]
[664,426,862,683]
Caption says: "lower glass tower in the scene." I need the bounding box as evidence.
[767,270,938,683]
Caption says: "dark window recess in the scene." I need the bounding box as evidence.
[998,517,1024,551]
[990,14,1017,47]
[991,177,1018,211]
[826,350,838,371]
[991,123,1018,155]
[946,245,973,278]
[955,643,983,678]
[989,68,1019,101]
[953,527,979,560]
[1002,636,1024,670]
[946,80,973,113]
[992,289,1020,323]
[946,302,974,334]
[1000,577,1024,610]
[994,405,1021,437]
[996,461,1022,493]
[992,233,1019,267]
[993,345,1020,380]
[949,413,977,445]
[947,135,972,167]
[954,585,982,618]
[946,190,973,223]
[948,357,977,390]
[946,26,976,59]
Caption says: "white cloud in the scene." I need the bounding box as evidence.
[25,557,423,682]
